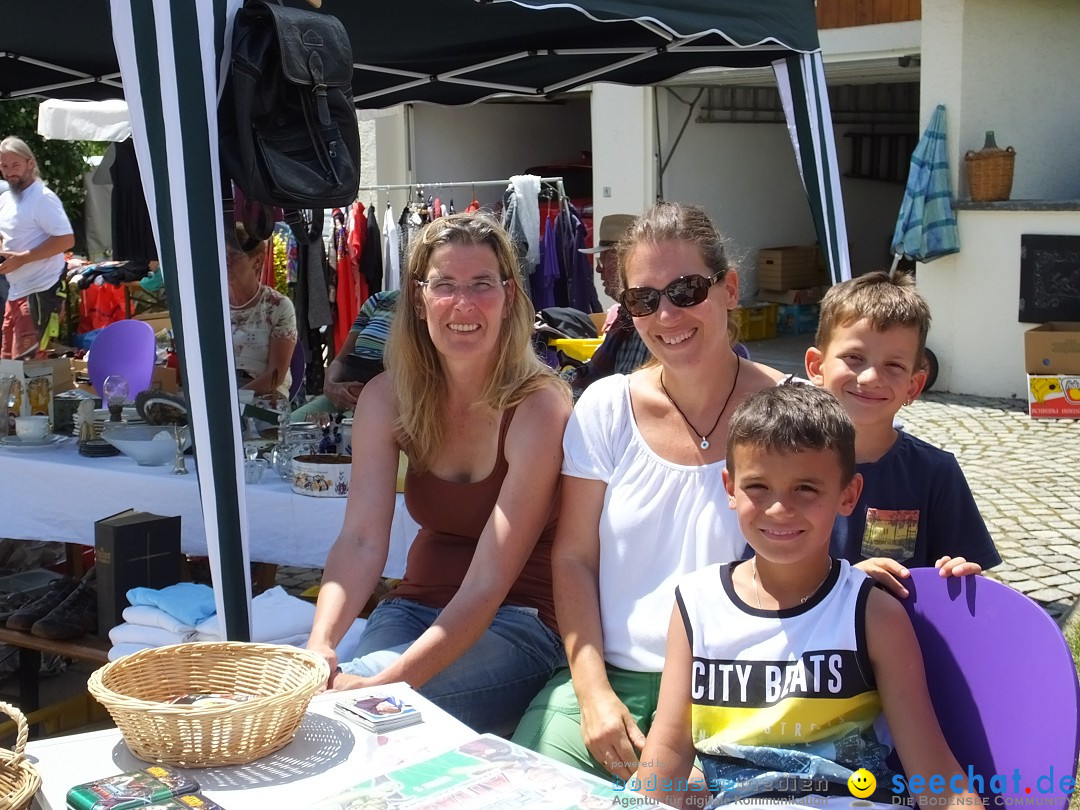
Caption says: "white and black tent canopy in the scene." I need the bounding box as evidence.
[1,0,850,638]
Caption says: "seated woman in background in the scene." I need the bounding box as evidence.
[227,224,297,400]
[307,212,571,735]
[290,288,398,421]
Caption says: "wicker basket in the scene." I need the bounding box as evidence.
[0,702,41,810]
[965,142,1016,202]
[87,642,329,768]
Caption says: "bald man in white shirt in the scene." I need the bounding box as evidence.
[0,137,74,359]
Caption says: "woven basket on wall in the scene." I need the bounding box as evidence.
[87,641,329,768]
[965,132,1016,201]
[0,702,41,810]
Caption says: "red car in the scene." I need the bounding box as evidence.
[526,163,594,248]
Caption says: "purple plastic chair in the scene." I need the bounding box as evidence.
[87,319,157,398]
[901,569,1080,800]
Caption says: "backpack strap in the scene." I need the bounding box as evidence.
[287,208,324,245]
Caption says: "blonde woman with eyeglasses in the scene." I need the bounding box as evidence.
[513,201,786,779]
[307,212,571,736]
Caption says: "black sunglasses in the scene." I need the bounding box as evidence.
[619,272,722,317]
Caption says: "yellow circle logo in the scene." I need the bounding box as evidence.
[847,769,877,798]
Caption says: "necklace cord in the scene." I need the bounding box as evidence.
[230,284,263,310]
[659,353,741,450]
[751,557,832,609]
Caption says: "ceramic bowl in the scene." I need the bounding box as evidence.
[291,454,351,497]
[101,423,191,467]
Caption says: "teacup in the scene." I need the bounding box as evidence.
[14,415,49,440]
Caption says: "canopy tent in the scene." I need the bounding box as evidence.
[2,0,850,639]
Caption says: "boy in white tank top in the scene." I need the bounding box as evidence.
[632,383,980,809]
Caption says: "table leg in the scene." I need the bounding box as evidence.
[18,648,41,714]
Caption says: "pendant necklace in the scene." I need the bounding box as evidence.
[751,557,833,610]
[659,354,741,450]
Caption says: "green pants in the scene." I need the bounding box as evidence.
[511,665,662,780]
[290,394,350,421]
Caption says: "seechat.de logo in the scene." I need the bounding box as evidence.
[849,769,878,799]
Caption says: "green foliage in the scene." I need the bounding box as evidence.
[0,98,93,253]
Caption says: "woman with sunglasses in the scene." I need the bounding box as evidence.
[513,202,786,778]
[307,212,571,735]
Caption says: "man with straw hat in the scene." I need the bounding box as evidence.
[565,214,650,396]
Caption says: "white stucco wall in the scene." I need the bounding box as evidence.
[917,211,1080,398]
[955,0,1080,200]
[661,118,814,298]
[918,0,1080,396]
[409,100,591,209]
[371,100,591,212]
[590,85,655,226]
[922,0,1080,198]
[653,105,904,298]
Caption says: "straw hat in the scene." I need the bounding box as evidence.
[579,214,636,254]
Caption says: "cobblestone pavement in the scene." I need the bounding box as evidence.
[901,392,1080,623]
[280,335,1080,625]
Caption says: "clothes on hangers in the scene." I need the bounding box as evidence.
[555,201,599,313]
[383,204,402,291]
[332,207,359,355]
[362,207,384,296]
[509,175,541,269]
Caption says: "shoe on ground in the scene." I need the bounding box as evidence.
[0,591,33,622]
[5,577,78,633]
[32,569,98,641]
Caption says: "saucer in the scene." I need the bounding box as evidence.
[0,433,69,450]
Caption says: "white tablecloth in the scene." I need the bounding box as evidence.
[0,441,417,575]
[27,684,477,810]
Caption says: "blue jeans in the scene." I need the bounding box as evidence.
[341,597,566,736]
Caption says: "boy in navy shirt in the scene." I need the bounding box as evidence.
[805,271,999,596]
[635,384,979,807]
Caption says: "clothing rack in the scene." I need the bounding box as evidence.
[356,176,566,196]
[355,176,568,219]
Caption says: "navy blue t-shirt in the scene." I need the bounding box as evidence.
[831,430,1001,569]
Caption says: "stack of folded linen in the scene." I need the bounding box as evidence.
[107,583,216,661]
[107,583,366,662]
[195,586,367,660]
[194,587,315,646]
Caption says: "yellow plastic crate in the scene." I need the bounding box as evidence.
[731,303,777,342]
[550,338,603,362]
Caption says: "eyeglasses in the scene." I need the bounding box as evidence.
[416,276,509,300]
[619,272,722,317]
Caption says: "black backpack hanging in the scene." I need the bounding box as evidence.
[220,0,360,243]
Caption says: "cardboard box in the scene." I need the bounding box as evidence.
[69,357,179,395]
[151,365,180,393]
[95,510,183,637]
[757,245,819,291]
[68,358,94,394]
[135,310,173,335]
[1025,323,1080,375]
[1027,375,1080,419]
[0,357,72,427]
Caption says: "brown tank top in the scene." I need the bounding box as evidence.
[391,407,559,631]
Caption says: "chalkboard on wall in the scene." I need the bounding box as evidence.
[1019,235,1080,323]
